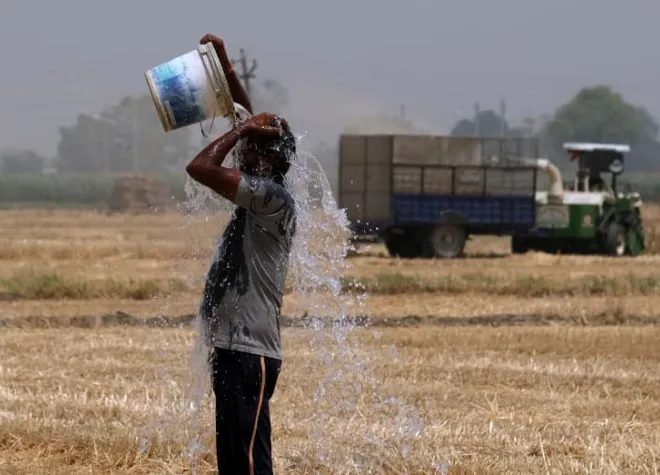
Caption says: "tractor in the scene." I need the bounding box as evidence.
[512,142,645,257]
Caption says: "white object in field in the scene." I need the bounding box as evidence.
[536,191,606,206]
[515,157,564,201]
[562,142,631,154]
[145,42,236,132]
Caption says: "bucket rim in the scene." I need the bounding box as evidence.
[144,72,173,132]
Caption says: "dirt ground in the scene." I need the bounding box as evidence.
[1,209,660,474]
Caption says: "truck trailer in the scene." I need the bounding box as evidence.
[337,133,554,258]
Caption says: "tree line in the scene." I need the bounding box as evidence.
[449,86,660,172]
[0,76,289,175]
[1,83,659,203]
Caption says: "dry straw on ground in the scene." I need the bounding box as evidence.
[1,326,659,474]
[1,208,660,473]
[0,208,659,321]
[108,174,173,212]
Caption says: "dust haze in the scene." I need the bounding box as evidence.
[3,0,659,163]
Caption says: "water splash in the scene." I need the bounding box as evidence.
[277,133,428,469]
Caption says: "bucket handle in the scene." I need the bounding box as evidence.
[199,115,217,139]
[198,43,238,139]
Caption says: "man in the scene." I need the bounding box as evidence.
[589,170,605,191]
[186,34,297,475]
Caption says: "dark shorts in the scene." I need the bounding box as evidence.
[210,348,282,475]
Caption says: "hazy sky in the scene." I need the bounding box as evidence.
[2,0,659,156]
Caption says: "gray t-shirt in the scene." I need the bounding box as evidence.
[200,172,296,360]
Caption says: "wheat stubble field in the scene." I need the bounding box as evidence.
[1,208,660,474]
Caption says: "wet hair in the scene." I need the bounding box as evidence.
[242,122,296,181]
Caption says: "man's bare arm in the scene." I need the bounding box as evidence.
[200,34,253,115]
[185,113,283,201]
[185,128,243,201]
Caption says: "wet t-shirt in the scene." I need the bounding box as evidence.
[200,172,296,360]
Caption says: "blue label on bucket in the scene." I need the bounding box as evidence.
[151,63,181,81]
[148,53,209,130]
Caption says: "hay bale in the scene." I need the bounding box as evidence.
[108,174,172,212]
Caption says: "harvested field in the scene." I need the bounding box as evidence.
[2,326,660,474]
[1,208,660,473]
[0,207,659,323]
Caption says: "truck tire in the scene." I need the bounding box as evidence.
[428,224,466,259]
[605,223,626,257]
[384,232,421,258]
[511,236,529,254]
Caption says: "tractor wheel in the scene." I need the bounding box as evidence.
[511,236,529,254]
[427,224,467,259]
[605,223,626,257]
[626,209,646,256]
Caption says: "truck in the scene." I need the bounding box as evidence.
[337,133,548,258]
[512,142,645,257]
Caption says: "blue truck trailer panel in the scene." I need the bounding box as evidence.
[393,194,535,227]
[347,194,536,236]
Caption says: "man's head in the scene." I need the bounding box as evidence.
[238,120,296,182]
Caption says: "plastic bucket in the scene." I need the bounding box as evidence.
[145,43,236,132]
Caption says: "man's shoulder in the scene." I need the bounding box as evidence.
[240,173,294,206]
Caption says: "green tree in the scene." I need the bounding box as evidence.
[451,110,508,137]
[548,86,643,148]
[628,106,660,170]
[547,86,660,170]
[56,94,193,173]
[0,149,46,174]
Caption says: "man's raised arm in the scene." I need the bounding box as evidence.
[185,113,283,202]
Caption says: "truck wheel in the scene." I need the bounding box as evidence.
[605,223,626,257]
[384,232,420,258]
[511,236,528,254]
[428,224,466,258]
[384,235,404,258]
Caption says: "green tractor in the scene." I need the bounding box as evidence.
[512,142,645,257]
